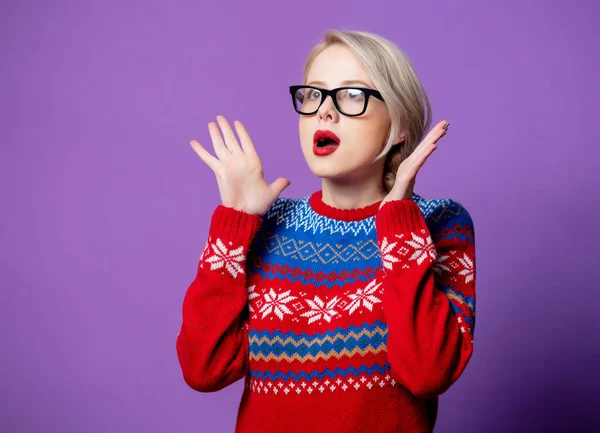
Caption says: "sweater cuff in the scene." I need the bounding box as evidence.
[375,199,427,238]
[208,204,263,246]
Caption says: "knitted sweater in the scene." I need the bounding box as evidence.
[176,190,476,433]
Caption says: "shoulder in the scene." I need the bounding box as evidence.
[263,196,304,222]
[412,193,474,243]
[264,196,300,219]
[256,195,307,231]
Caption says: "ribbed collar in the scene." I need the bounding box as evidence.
[308,190,383,222]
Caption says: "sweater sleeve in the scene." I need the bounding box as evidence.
[176,204,263,392]
[375,198,476,399]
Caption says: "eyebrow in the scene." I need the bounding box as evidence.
[306,80,372,88]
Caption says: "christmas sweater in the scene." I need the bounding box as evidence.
[176,190,476,433]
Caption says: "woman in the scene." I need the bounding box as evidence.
[176,29,476,433]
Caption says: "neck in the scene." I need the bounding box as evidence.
[320,169,387,210]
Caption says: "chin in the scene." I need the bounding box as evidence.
[305,161,358,181]
[301,143,374,180]
[309,168,344,179]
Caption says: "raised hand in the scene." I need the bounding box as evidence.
[379,120,450,210]
[190,115,291,216]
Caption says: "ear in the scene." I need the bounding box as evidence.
[392,134,406,146]
[384,129,406,146]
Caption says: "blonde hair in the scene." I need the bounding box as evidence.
[302,30,432,192]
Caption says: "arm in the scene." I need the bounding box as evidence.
[375,199,476,399]
[176,204,262,392]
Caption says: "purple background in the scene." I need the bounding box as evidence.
[1,0,598,432]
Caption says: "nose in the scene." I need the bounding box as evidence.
[317,94,339,122]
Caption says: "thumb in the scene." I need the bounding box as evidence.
[269,177,291,197]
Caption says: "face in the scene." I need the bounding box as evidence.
[298,44,393,182]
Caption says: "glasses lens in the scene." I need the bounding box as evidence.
[336,88,366,115]
[294,87,322,114]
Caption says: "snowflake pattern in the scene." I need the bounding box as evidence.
[204,238,246,278]
[433,253,452,276]
[457,252,474,283]
[247,284,259,312]
[432,250,474,285]
[379,238,400,270]
[300,295,341,324]
[402,231,436,265]
[378,229,436,271]
[259,289,297,320]
[343,280,382,315]
[247,280,386,324]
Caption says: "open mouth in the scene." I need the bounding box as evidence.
[315,137,340,148]
[313,141,340,156]
[313,130,341,155]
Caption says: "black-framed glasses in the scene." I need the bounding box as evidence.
[289,85,385,117]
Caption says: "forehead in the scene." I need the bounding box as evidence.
[306,44,375,88]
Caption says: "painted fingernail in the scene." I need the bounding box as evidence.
[443,123,450,130]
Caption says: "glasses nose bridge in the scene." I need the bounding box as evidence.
[319,89,339,112]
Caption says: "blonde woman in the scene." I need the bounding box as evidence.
[177,29,476,433]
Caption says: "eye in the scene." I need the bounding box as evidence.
[346,89,365,100]
[338,88,365,101]
[307,89,322,100]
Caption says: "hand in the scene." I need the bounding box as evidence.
[379,120,450,210]
[190,115,291,216]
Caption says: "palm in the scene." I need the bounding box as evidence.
[217,164,276,216]
[190,115,290,216]
[380,120,449,209]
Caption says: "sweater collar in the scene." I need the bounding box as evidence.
[308,190,383,222]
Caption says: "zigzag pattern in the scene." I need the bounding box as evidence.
[441,285,476,316]
[263,193,463,237]
[249,344,387,362]
[441,285,476,331]
[249,362,392,382]
[436,227,474,244]
[249,324,388,362]
[248,321,388,343]
[266,197,378,236]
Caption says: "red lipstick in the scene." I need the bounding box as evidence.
[313,130,341,156]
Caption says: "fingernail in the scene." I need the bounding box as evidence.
[441,131,447,138]
[443,123,450,130]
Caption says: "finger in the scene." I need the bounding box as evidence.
[216,115,243,153]
[410,137,438,170]
[440,122,449,138]
[409,120,448,161]
[405,139,433,168]
[190,139,220,172]
[435,121,450,142]
[414,142,437,171]
[233,120,260,163]
[208,122,230,160]
[429,120,449,144]
[402,134,439,175]
[269,177,291,197]
[416,120,448,152]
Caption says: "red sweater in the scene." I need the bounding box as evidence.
[176,190,476,432]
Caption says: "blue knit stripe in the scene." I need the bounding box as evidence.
[248,320,388,341]
[249,362,392,382]
[249,324,388,361]
[249,268,380,289]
